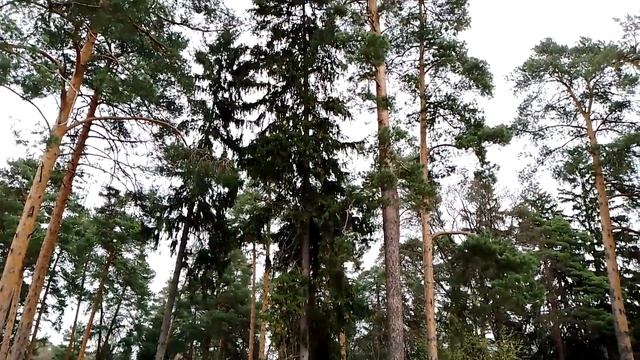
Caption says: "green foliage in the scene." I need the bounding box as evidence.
[441,332,523,360]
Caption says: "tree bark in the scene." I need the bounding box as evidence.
[339,332,347,360]
[584,113,634,360]
[248,241,257,360]
[25,250,63,360]
[155,209,192,360]
[9,97,98,360]
[76,250,115,360]
[0,15,104,329]
[0,271,23,360]
[64,262,88,360]
[299,220,311,360]
[258,237,271,360]
[417,0,437,358]
[367,1,405,359]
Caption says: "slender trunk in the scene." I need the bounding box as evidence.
[96,304,104,359]
[417,1,437,358]
[299,220,311,360]
[77,250,115,360]
[201,336,211,360]
[97,287,125,360]
[367,1,404,359]
[10,101,96,360]
[544,262,565,360]
[258,238,271,360]
[584,114,634,360]
[248,241,257,360]
[0,271,23,360]
[0,15,104,329]
[155,209,192,360]
[25,250,63,360]
[549,296,565,360]
[64,262,88,360]
[339,332,347,360]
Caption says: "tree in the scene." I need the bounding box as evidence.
[513,37,640,359]
[152,15,251,357]
[246,0,375,358]
[385,0,508,356]
[362,1,405,358]
[618,15,640,69]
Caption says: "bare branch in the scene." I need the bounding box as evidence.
[1,85,51,133]
[432,230,474,239]
[0,42,63,71]
[612,226,640,237]
[67,116,187,145]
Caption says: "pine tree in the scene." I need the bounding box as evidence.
[513,37,640,359]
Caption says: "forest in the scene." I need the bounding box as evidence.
[0,0,639,359]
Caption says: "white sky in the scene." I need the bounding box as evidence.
[0,0,638,346]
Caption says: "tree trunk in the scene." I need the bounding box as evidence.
[549,296,565,360]
[64,262,89,360]
[0,271,23,360]
[64,262,88,360]
[25,250,63,360]
[0,18,103,330]
[96,303,104,359]
[248,241,257,360]
[339,332,347,360]
[155,209,192,360]
[97,287,125,360]
[258,237,271,360]
[417,1,437,358]
[77,250,115,360]
[299,220,311,360]
[583,114,634,360]
[367,1,404,359]
[9,98,97,360]
[543,262,565,360]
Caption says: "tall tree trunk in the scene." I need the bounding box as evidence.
[0,271,23,360]
[77,250,115,360]
[248,241,257,360]
[258,237,271,360]
[9,98,97,360]
[339,332,347,360]
[0,16,104,329]
[97,287,125,360]
[417,0,437,358]
[584,113,634,360]
[64,262,88,360]
[25,250,63,360]
[155,209,192,360]
[367,1,404,359]
[299,220,311,360]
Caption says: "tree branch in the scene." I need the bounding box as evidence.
[432,230,474,239]
[67,116,187,145]
[0,42,63,72]
[612,226,640,237]
[1,85,51,133]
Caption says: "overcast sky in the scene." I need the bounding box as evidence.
[0,0,638,345]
